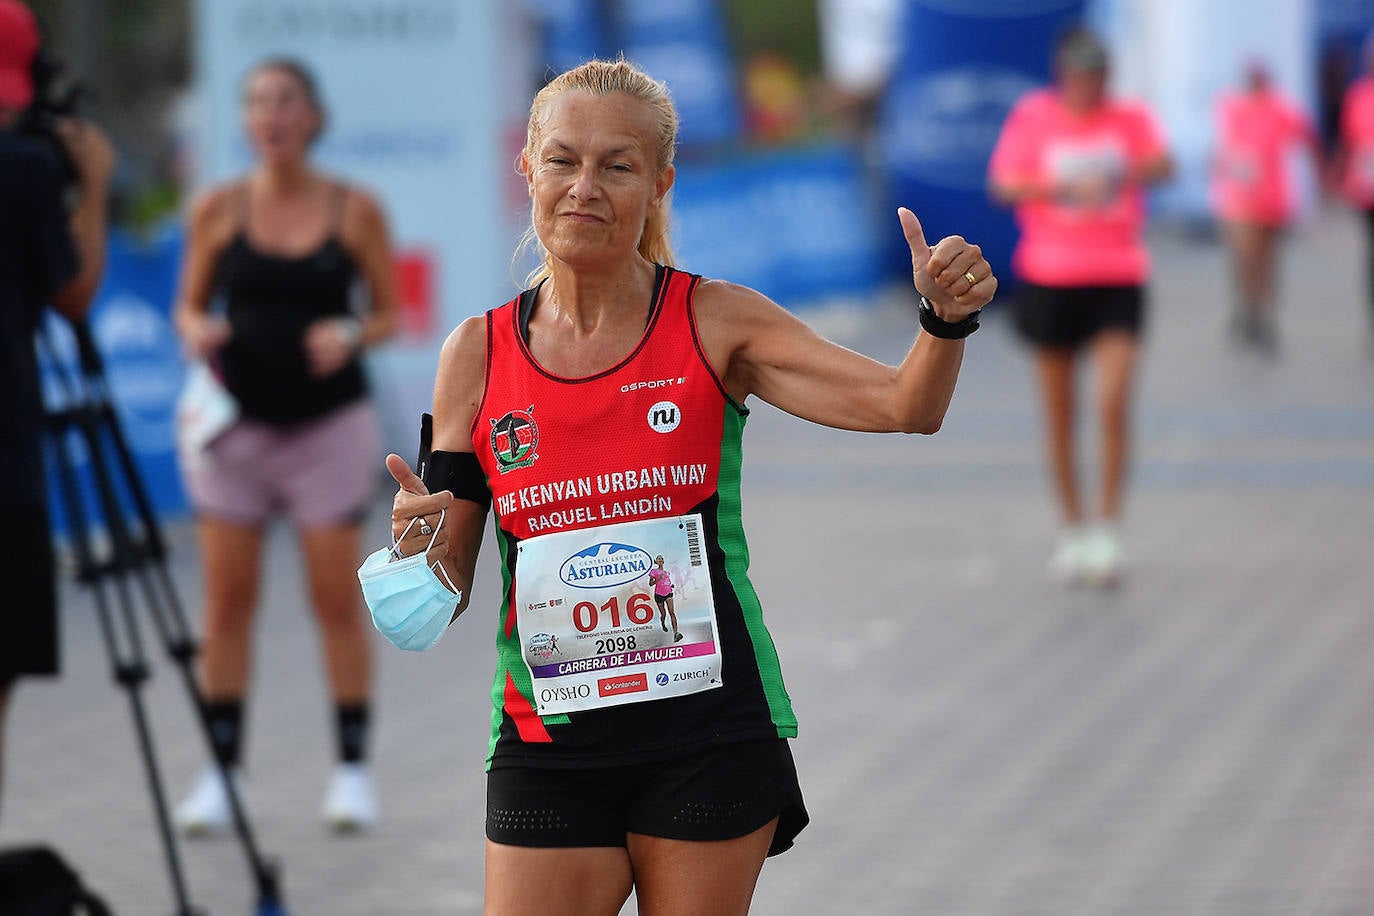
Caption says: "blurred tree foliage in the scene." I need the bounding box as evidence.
[25,0,191,230]
[723,0,822,77]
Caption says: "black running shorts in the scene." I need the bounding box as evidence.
[486,738,809,856]
[1013,282,1145,349]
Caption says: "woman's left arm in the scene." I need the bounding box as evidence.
[306,189,400,378]
[696,208,996,434]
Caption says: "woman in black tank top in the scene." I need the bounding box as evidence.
[171,58,399,835]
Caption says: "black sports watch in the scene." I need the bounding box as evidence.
[918,296,981,339]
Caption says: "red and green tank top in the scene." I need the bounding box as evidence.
[471,265,797,769]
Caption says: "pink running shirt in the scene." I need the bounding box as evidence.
[1342,76,1374,208]
[1212,87,1315,226]
[989,89,1167,287]
[649,566,673,597]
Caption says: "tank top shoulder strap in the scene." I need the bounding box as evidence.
[659,265,736,407]
[329,181,349,235]
[474,293,524,438]
[233,180,252,237]
[652,265,703,346]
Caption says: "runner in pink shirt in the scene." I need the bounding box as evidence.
[1340,35,1374,331]
[988,28,1172,586]
[1212,62,1319,351]
[648,555,682,643]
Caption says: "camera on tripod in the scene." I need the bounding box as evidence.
[14,41,89,206]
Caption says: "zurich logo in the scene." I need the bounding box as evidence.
[655,673,669,686]
[559,542,653,590]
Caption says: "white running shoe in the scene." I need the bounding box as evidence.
[1081,524,1123,587]
[174,766,244,836]
[322,763,378,832]
[1047,527,1088,586]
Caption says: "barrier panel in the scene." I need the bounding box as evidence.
[42,228,188,528]
[877,0,1087,287]
[673,143,883,306]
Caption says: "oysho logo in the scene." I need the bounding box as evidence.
[559,542,652,590]
[647,400,681,434]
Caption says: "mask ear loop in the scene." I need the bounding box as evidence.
[424,509,461,595]
[389,515,421,560]
[390,509,459,596]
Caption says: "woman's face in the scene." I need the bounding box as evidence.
[655,557,664,568]
[1059,67,1107,112]
[523,91,674,271]
[243,67,320,166]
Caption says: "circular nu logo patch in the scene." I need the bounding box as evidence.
[647,400,681,434]
[490,407,539,473]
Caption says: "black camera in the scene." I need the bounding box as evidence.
[14,43,88,205]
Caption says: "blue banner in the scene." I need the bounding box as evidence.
[533,0,615,74]
[878,0,1087,288]
[42,227,188,530]
[614,0,741,148]
[673,143,883,306]
[531,0,741,149]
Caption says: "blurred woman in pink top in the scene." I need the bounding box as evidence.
[989,28,1172,586]
[1340,35,1374,331]
[1212,62,1319,352]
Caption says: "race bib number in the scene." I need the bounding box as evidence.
[515,514,723,716]
[1222,149,1259,185]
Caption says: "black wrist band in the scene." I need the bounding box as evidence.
[918,296,981,339]
[417,412,492,508]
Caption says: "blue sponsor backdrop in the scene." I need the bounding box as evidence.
[41,228,188,530]
[614,0,741,148]
[672,143,883,306]
[878,0,1088,287]
[536,0,616,75]
[531,0,741,149]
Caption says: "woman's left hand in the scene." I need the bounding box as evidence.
[899,207,997,322]
[304,317,363,378]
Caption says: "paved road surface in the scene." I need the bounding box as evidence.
[5,209,1373,914]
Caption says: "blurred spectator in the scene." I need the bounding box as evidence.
[170,58,398,835]
[988,27,1172,587]
[1339,32,1374,337]
[742,51,809,144]
[816,0,899,134]
[0,0,114,817]
[1211,61,1319,353]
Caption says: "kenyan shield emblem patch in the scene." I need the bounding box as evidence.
[490,407,539,473]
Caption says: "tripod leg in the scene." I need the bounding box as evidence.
[83,396,288,912]
[47,419,205,916]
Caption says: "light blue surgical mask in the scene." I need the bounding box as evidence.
[357,510,462,652]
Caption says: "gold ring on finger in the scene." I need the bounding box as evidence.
[964,271,978,286]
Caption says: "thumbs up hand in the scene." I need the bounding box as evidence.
[386,453,454,562]
[898,207,997,322]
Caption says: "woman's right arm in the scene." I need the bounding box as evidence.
[387,314,488,621]
[172,186,236,355]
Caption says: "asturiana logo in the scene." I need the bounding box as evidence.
[559,542,652,590]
